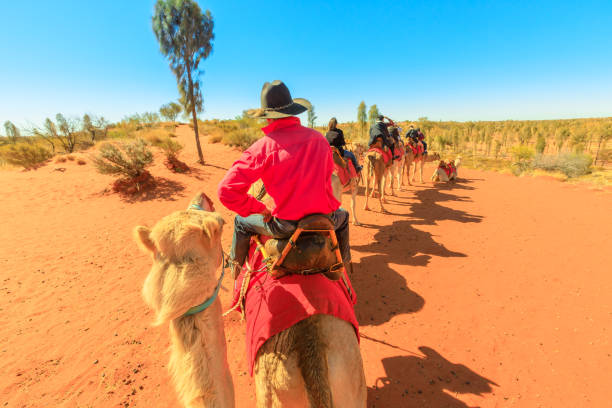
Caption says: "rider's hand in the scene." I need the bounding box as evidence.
[261,208,273,222]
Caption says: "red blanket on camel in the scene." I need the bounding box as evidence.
[368,146,392,164]
[334,156,358,186]
[229,236,359,375]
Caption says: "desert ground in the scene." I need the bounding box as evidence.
[1,125,610,408]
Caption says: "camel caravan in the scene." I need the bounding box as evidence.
[135,81,460,407]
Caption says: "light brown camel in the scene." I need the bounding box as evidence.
[137,191,366,407]
[134,193,234,408]
[363,142,390,213]
[409,142,440,183]
[331,147,360,226]
[247,181,367,407]
[387,140,406,194]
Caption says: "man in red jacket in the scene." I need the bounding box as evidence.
[217,80,352,278]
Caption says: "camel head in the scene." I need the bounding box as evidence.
[134,193,225,325]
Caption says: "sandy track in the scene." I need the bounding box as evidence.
[1,125,610,407]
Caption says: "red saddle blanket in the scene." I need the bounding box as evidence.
[394,145,405,159]
[230,236,359,375]
[334,158,358,186]
[368,147,392,164]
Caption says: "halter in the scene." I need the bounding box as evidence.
[182,251,226,316]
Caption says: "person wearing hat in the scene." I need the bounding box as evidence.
[217,80,353,278]
[368,115,397,161]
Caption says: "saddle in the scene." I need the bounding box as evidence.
[259,214,344,281]
[331,146,348,169]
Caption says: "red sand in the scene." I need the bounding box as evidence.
[1,125,610,407]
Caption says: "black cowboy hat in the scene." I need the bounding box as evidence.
[246,80,311,119]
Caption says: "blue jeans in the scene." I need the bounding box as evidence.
[343,150,361,171]
[230,208,351,267]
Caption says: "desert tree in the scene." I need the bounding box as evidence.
[555,128,570,153]
[153,0,214,164]
[55,114,79,153]
[82,114,97,142]
[367,104,380,125]
[594,124,611,165]
[159,102,182,122]
[3,121,20,144]
[30,118,59,153]
[535,132,546,154]
[307,105,317,128]
[357,101,367,140]
[95,116,109,139]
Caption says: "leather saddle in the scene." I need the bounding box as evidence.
[331,147,348,169]
[261,214,343,281]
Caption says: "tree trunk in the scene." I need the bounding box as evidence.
[594,139,603,165]
[187,69,204,164]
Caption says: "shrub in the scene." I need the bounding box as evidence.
[92,139,153,179]
[55,156,67,163]
[209,134,223,143]
[0,144,52,169]
[157,137,183,159]
[511,145,535,174]
[224,129,261,150]
[77,159,86,165]
[532,153,593,178]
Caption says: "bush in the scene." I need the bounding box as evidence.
[155,137,183,158]
[209,134,222,143]
[92,139,153,179]
[224,129,261,150]
[511,145,535,174]
[0,144,52,169]
[532,153,593,178]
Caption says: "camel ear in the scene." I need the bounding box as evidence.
[201,215,224,246]
[134,226,156,254]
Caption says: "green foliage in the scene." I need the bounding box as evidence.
[3,121,20,144]
[307,105,317,128]
[157,137,183,159]
[159,102,182,121]
[535,132,546,154]
[153,0,214,163]
[357,101,367,139]
[532,153,593,177]
[82,114,97,142]
[55,113,79,153]
[367,104,380,125]
[511,145,535,174]
[92,139,153,179]
[494,140,502,159]
[570,130,587,153]
[0,144,52,169]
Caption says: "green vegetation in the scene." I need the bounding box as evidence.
[92,139,153,179]
[153,0,214,164]
[307,105,317,128]
[159,102,182,122]
[0,144,52,169]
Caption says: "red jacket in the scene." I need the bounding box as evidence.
[218,117,340,220]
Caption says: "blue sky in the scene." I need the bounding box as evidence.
[1,0,611,129]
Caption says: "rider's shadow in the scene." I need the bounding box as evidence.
[368,347,498,407]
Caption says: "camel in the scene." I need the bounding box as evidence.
[331,147,360,226]
[137,192,366,407]
[387,140,406,194]
[363,142,390,213]
[408,140,440,183]
[134,193,235,408]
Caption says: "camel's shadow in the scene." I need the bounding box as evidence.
[351,180,482,326]
[368,346,498,407]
